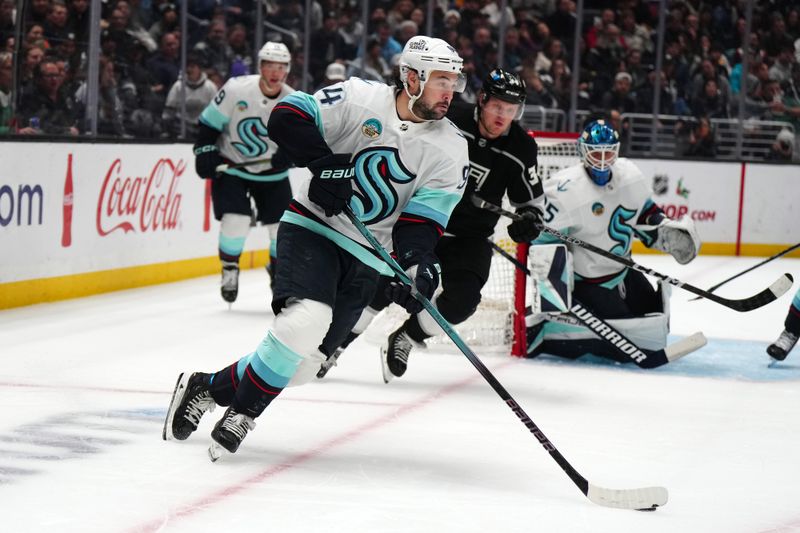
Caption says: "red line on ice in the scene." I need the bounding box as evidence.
[0,380,403,407]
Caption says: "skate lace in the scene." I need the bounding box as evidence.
[221,268,239,289]
[776,330,799,351]
[185,391,215,425]
[392,333,413,364]
[221,411,256,440]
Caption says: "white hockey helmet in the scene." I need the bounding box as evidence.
[258,41,291,71]
[399,35,465,95]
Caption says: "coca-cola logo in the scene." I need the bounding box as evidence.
[97,158,184,236]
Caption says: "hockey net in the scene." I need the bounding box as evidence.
[364,132,580,355]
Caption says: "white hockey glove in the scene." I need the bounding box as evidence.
[652,215,701,265]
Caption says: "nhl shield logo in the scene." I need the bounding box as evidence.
[653,174,668,196]
[361,118,382,139]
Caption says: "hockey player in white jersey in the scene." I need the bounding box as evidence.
[526,119,701,363]
[163,36,470,458]
[194,42,294,303]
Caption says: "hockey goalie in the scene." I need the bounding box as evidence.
[525,120,702,364]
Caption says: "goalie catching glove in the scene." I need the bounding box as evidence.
[649,215,701,264]
[386,251,441,314]
[307,153,354,217]
[508,206,543,243]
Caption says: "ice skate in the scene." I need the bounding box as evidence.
[221,261,239,304]
[767,329,798,361]
[162,372,215,441]
[208,406,256,461]
[316,348,343,379]
[380,324,423,383]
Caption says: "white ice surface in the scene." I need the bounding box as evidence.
[1,255,799,533]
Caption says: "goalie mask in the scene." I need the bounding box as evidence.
[578,120,620,186]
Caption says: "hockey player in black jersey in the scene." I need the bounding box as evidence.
[317,68,544,381]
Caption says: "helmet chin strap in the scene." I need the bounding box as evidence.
[404,82,430,122]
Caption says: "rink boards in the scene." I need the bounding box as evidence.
[0,141,798,308]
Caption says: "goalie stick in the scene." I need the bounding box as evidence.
[472,195,793,312]
[344,206,668,511]
[689,241,800,301]
[486,239,707,367]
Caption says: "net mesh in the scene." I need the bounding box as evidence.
[363,134,579,354]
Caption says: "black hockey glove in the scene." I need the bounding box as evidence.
[386,252,440,314]
[508,206,543,243]
[271,147,293,171]
[194,144,223,179]
[307,153,354,217]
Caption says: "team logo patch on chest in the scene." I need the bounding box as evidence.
[361,118,383,139]
[592,202,604,216]
[467,162,491,189]
[236,100,248,112]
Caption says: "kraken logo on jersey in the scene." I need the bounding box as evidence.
[607,206,637,256]
[232,117,270,157]
[349,147,415,224]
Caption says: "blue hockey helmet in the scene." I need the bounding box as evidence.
[577,120,620,186]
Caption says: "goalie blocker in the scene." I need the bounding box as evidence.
[525,244,676,364]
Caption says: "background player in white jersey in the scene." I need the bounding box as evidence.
[767,287,800,361]
[163,36,470,458]
[317,68,545,382]
[525,120,701,363]
[194,42,294,303]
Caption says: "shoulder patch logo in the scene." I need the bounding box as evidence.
[591,202,604,216]
[557,179,570,192]
[361,118,382,139]
[236,100,248,112]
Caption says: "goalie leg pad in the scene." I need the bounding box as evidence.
[529,244,573,314]
[526,280,672,361]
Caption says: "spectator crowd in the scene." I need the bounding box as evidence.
[0,0,797,159]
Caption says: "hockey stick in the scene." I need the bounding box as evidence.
[689,242,800,301]
[215,157,272,173]
[487,240,706,368]
[472,195,793,312]
[344,205,668,511]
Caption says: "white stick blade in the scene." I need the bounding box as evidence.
[587,484,668,510]
[665,331,708,363]
[770,274,794,298]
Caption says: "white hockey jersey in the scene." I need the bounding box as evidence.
[199,75,294,180]
[535,158,658,287]
[278,78,470,272]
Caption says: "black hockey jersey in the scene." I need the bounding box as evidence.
[445,101,543,239]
